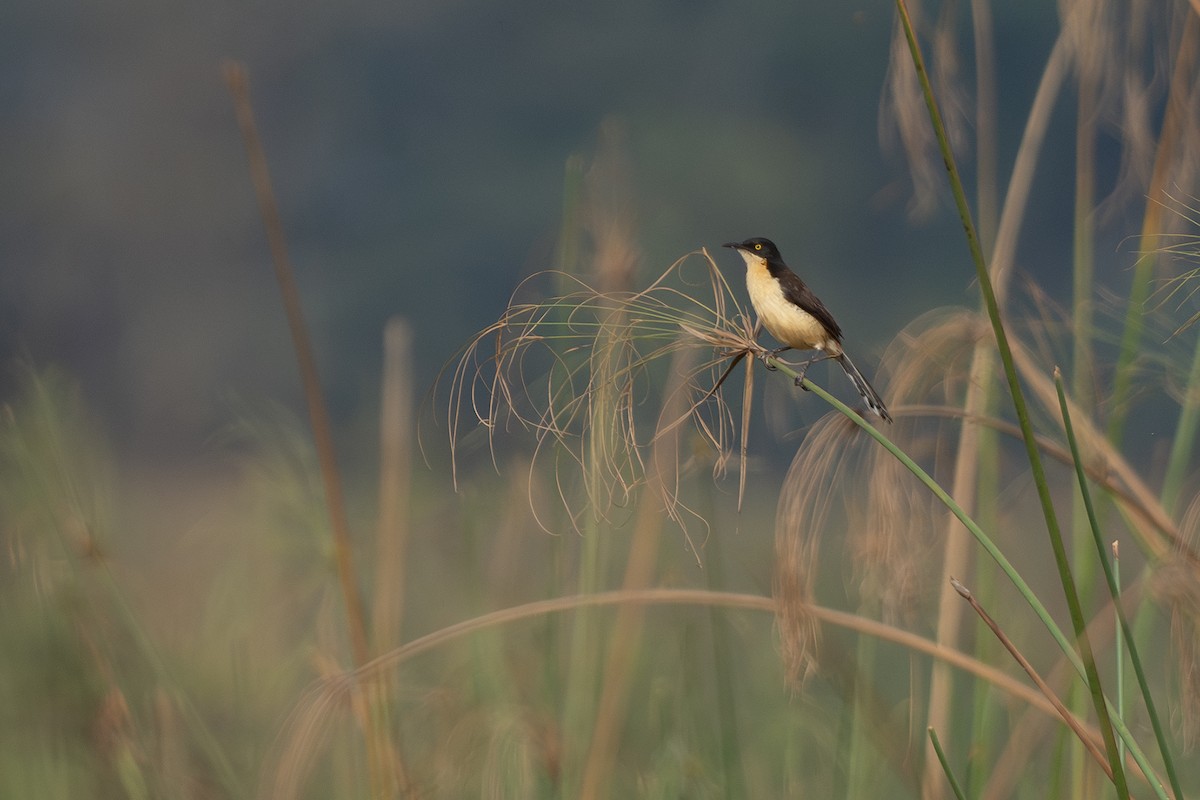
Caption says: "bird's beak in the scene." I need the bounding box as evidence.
[722,241,742,250]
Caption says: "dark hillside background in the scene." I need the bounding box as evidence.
[1,1,1074,458]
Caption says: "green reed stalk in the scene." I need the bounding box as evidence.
[1055,371,1183,799]
[892,3,1130,793]
[929,728,967,800]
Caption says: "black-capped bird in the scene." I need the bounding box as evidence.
[723,237,892,423]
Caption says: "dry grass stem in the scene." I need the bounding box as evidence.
[950,577,1115,781]
[979,578,1149,800]
[264,587,1106,796]
[223,63,371,669]
[373,318,415,652]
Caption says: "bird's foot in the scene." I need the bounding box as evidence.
[761,346,792,372]
[793,358,815,390]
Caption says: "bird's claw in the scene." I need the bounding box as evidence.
[793,359,814,390]
[756,350,778,370]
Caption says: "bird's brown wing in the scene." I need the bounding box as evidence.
[767,261,843,342]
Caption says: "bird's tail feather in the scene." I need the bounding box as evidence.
[835,353,892,423]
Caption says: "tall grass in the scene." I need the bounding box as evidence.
[4,3,1200,798]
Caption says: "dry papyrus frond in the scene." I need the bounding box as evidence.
[442,248,768,541]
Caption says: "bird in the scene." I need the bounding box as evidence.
[723,237,892,423]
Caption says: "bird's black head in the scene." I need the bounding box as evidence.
[722,237,782,262]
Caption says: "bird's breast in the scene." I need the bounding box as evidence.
[746,261,838,352]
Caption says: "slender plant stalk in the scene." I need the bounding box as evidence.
[373,318,414,652]
[969,0,998,253]
[928,727,968,800]
[950,578,1113,780]
[369,319,415,792]
[224,62,404,797]
[578,349,690,800]
[1113,542,1126,773]
[561,144,630,796]
[977,573,1147,800]
[739,344,753,512]
[892,3,1131,794]
[920,11,1072,796]
[1054,370,1183,799]
[573,531,651,798]
[846,601,881,799]
[558,355,608,797]
[555,155,586,288]
[1068,29,1101,798]
[325,589,1081,731]
[697,466,747,799]
[1068,0,1102,622]
[1070,13,1099,422]
[925,336,988,799]
[223,61,371,669]
[965,2,1003,791]
[546,154,587,793]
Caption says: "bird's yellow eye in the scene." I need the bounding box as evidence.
[754,243,762,251]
